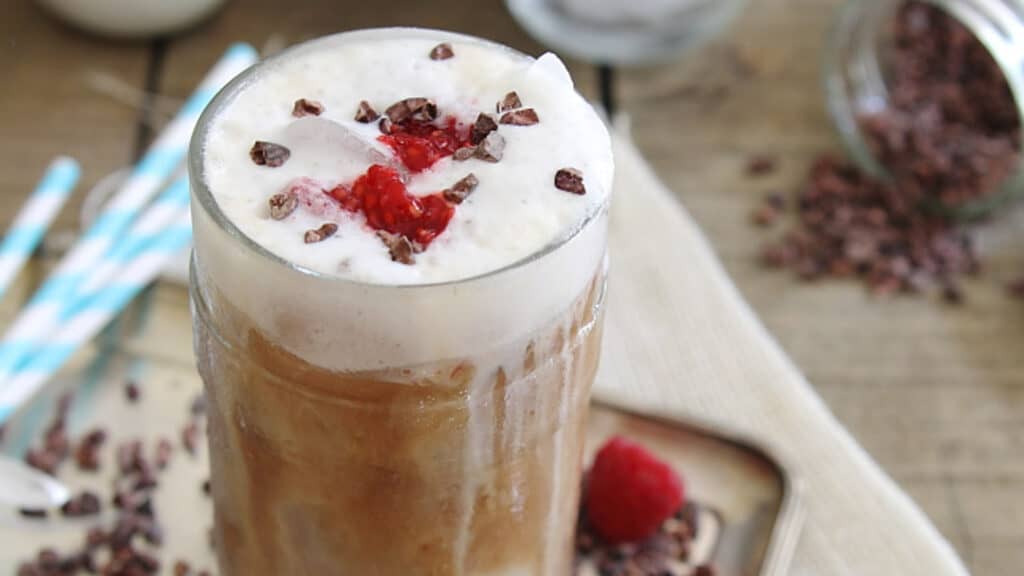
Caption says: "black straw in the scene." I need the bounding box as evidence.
[598,64,616,118]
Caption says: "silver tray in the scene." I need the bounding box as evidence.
[584,402,803,575]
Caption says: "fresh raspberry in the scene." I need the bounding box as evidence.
[585,436,685,544]
[378,116,472,173]
[330,164,454,247]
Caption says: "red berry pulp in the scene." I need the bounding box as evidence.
[585,436,686,544]
[378,116,472,173]
[328,164,454,246]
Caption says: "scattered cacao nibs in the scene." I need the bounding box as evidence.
[303,222,339,244]
[124,380,140,403]
[474,131,505,163]
[43,425,69,460]
[385,97,437,124]
[443,173,479,204]
[174,560,192,576]
[378,116,394,135]
[250,140,291,167]
[60,491,102,518]
[377,230,417,265]
[355,100,379,123]
[555,167,586,195]
[201,479,211,496]
[268,191,299,220]
[181,421,200,455]
[25,448,60,476]
[22,400,74,476]
[942,280,964,305]
[292,97,325,117]
[758,155,981,300]
[751,195,784,228]
[498,91,523,112]
[18,508,48,519]
[84,527,107,549]
[499,108,539,126]
[19,425,194,574]
[576,499,710,575]
[117,439,144,475]
[154,438,173,470]
[1007,276,1024,299]
[429,42,454,60]
[471,113,499,145]
[745,155,776,177]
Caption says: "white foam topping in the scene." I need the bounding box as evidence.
[192,29,612,371]
[200,29,612,285]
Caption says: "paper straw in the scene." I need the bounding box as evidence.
[0,157,80,300]
[0,175,189,387]
[0,209,193,424]
[0,43,256,383]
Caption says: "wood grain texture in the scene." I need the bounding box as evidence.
[0,1,149,234]
[155,0,1021,572]
[617,0,1024,572]
[3,0,1018,572]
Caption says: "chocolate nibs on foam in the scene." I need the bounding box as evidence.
[500,108,539,126]
[258,85,588,269]
[556,167,586,195]
[249,140,291,167]
[303,222,338,244]
[292,98,325,117]
[498,90,523,112]
[268,191,299,220]
[470,112,499,144]
[377,230,418,265]
[474,131,505,162]
[385,97,438,124]
[354,100,379,123]
[429,42,454,60]
[443,173,479,204]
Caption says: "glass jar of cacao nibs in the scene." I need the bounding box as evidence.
[823,0,1023,220]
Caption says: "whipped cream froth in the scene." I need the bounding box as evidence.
[199,28,612,285]
[191,29,612,372]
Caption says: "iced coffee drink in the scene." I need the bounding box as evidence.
[189,28,612,575]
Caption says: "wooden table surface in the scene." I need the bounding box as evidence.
[2,0,1022,574]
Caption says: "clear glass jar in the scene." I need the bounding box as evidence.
[505,0,751,65]
[822,0,1024,220]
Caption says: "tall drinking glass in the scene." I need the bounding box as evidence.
[189,28,611,575]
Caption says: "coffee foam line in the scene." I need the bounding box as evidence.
[192,203,607,372]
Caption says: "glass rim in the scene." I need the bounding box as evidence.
[188,26,610,291]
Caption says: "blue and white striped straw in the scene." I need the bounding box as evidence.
[0,157,80,300]
[0,43,256,385]
[75,176,190,307]
[0,175,189,384]
[0,209,194,423]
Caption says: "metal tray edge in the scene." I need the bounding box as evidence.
[591,399,805,576]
